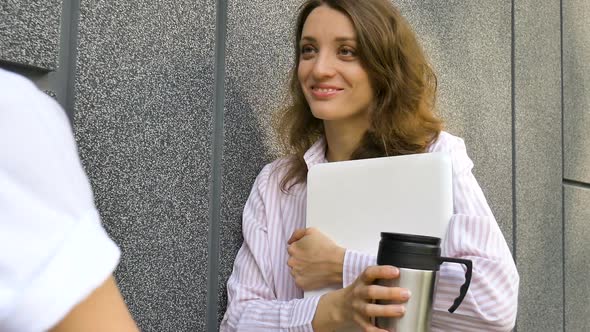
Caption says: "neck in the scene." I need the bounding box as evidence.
[323,118,370,162]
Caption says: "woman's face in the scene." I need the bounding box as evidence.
[298,6,374,126]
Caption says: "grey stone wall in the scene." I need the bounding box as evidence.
[218,0,299,322]
[564,186,590,331]
[73,1,216,330]
[564,0,590,184]
[563,0,590,330]
[2,0,590,331]
[514,0,563,330]
[0,0,77,112]
[0,0,62,71]
[396,0,514,242]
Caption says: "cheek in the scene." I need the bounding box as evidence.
[298,66,314,102]
[360,72,375,100]
[351,70,374,100]
[363,80,375,101]
[297,62,308,83]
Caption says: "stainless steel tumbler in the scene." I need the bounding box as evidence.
[375,232,472,332]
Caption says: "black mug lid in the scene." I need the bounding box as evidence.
[380,232,441,246]
[377,232,441,270]
[377,232,473,315]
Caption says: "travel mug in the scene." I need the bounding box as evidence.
[375,232,472,332]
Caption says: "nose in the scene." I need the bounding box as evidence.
[311,52,337,79]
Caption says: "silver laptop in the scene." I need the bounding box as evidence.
[304,152,453,298]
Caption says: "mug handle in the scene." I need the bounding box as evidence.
[439,257,473,313]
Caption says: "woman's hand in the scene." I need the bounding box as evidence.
[287,227,345,291]
[313,265,411,332]
[344,265,410,330]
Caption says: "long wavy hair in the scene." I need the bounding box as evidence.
[276,0,443,191]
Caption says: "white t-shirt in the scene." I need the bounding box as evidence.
[0,69,120,331]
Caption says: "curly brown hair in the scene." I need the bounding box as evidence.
[276,0,443,191]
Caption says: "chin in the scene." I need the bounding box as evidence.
[311,107,361,122]
[310,108,340,121]
[308,102,337,118]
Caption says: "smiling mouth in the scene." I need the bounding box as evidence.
[312,87,342,93]
[310,86,344,99]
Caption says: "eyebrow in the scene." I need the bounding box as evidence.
[300,36,357,43]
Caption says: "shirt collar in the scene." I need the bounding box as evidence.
[303,136,328,169]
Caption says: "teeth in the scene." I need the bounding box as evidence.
[314,88,337,92]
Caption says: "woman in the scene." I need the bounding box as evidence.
[221,0,519,331]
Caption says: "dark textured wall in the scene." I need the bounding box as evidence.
[216,0,299,322]
[0,0,62,71]
[73,1,216,330]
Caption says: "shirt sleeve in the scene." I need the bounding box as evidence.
[340,136,519,331]
[220,166,321,332]
[431,137,519,331]
[0,70,121,332]
[342,250,376,288]
[0,202,121,332]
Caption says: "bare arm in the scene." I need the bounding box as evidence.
[50,275,139,332]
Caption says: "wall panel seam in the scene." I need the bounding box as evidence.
[563,179,590,190]
[62,0,81,122]
[511,0,517,262]
[510,1,517,330]
[40,0,81,121]
[560,0,565,331]
[207,0,228,330]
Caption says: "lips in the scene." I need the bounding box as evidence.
[310,84,344,99]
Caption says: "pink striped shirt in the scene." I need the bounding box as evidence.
[220,131,519,331]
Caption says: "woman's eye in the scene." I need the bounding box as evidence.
[339,47,356,57]
[301,45,316,55]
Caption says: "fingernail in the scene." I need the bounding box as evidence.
[394,305,406,314]
[400,289,411,300]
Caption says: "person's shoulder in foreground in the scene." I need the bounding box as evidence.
[0,68,138,332]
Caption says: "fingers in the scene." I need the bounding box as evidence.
[360,265,399,284]
[353,313,380,332]
[287,227,320,245]
[347,265,408,331]
[287,228,307,244]
[351,302,405,332]
[305,227,319,234]
[355,284,411,302]
[354,302,406,318]
[352,312,391,332]
[287,257,295,269]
